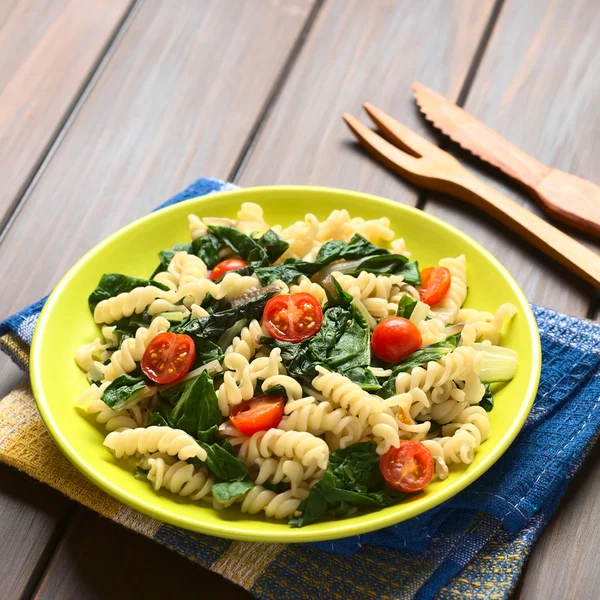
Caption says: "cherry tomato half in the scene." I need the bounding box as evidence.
[230,394,285,435]
[263,293,323,342]
[380,441,434,493]
[141,332,196,384]
[371,317,422,363]
[419,266,451,305]
[209,258,248,281]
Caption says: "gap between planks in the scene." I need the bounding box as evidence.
[0,0,141,247]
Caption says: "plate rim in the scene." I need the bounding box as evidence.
[30,185,541,542]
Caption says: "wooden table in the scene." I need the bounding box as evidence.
[1,1,598,598]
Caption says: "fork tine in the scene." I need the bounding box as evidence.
[363,103,439,158]
[342,113,422,176]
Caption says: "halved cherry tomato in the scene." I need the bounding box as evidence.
[141,332,195,384]
[230,394,285,435]
[419,266,451,305]
[263,293,323,342]
[209,258,248,281]
[380,441,434,493]
[371,317,422,363]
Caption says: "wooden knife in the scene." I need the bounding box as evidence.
[413,81,600,237]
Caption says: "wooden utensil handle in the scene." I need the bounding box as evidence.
[449,171,600,288]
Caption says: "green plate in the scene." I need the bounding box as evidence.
[30,186,540,543]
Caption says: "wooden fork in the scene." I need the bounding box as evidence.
[343,104,600,288]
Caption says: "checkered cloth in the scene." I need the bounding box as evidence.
[2,178,599,599]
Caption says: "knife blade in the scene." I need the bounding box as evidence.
[412,81,551,188]
[412,81,600,237]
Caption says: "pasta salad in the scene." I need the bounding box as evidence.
[76,203,518,527]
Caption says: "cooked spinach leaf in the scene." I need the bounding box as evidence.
[193,337,225,365]
[102,374,148,410]
[212,481,254,504]
[257,229,289,263]
[480,384,494,412]
[191,231,222,269]
[198,442,249,481]
[169,371,221,439]
[342,366,380,391]
[88,274,169,312]
[173,288,277,342]
[323,276,353,310]
[254,258,322,286]
[396,295,417,318]
[316,234,389,264]
[346,255,421,285]
[208,225,268,266]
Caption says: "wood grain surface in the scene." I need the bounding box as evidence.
[0,0,315,596]
[423,0,599,317]
[238,0,496,196]
[33,507,250,600]
[0,0,134,228]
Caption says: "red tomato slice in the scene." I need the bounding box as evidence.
[141,332,196,384]
[230,394,285,435]
[380,441,434,493]
[263,293,323,342]
[419,266,451,305]
[371,317,422,363]
[209,258,248,282]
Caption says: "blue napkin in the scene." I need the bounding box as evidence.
[2,178,599,600]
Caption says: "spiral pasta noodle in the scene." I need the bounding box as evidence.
[177,272,260,307]
[394,346,483,394]
[240,485,309,519]
[253,456,322,494]
[104,426,208,461]
[312,367,399,454]
[278,396,364,449]
[146,457,214,501]
[225,319,266,360]
[237,428,329,470]
[94,285,176,324]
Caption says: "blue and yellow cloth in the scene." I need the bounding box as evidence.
[1,178,599,599]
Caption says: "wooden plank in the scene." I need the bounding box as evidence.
[410,0,600,595]
[0,0,315,596]
[33,507,251,600]
[422,0,598,316]
[238,0,496,199]
[0,465,72,600]
[0,0,134,227]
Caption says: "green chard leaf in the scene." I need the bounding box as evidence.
[146,411,170,427]
[191,232,222,269]
[212,481,254,504]
[480,384,494,412]
[316,234,389,264]
[193,337,225,365]
[169,371,221,439]
[88,274,169,312]
[396,295,417,318]
[173,288,278,342]
[290,442,411,527]
[342,367,381,391]
[323,276,354,310]
[198,442,249,481]
[150,243,192,277]
[254,258,322,286]
[257,229,289,263]
[102,374,148,410]
[208,225,268,266]
[347,255,421,285]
